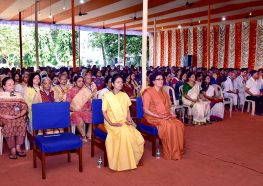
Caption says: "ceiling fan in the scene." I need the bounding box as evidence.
[78,8,88,16]
[130,13,137,20]
[185,1,193,8]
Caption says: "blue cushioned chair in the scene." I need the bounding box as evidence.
[136,97,160,156]
[32,102,83,179]
[91,99,108,167]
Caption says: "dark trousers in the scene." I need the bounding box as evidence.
[246,96,263,114]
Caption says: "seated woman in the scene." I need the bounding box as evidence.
[122,74,136,117]
[182,72,210,125]
[24,73,41,133]
[93,70,105,91]
[96,75,112,99]
[33,77,55,103]
[102,74,144,171]
[130,72,140,95]
[201,75,224,121]
[53,73,72,102]
[142,72,184,160]
[0,77,28,159]
[66,76,92,142]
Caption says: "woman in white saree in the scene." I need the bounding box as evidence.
[201,75,224,121]
[182,73,210,125]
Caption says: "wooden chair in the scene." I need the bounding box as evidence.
[32,102,83,179]
[90,99,108,167]
[136,97,160,157]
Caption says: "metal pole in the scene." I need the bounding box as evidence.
[71,0,76,72]
[123,24,126,66]
[35,1,39,69]
[19,11,23,70]
[153,17,156,68]
[207,0,211,69]
[78,27,81,69]
[141,0,148,91]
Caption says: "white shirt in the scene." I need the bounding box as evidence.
[245,77,260,97]
[223,77,235,93]
[96,87,110,99]
[235,75,246,93]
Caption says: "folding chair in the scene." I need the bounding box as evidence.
[32,102,83,179]
[163,85,184,121]
[90,99,108,167]
[136,97,160,157]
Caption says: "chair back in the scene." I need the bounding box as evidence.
[179,85,184,97]
[212,84,223,98]
[32,102,70,130]
[92,99,104,124]
[136,97,144,119]
[163,85,178,105]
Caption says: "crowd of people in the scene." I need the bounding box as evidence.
[0,65,262,171]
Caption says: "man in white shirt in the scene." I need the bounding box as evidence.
[234,68,248,108]
[223,72,238,111]
[245,70,263,116]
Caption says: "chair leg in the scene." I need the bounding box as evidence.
[91,126,95,157]
[152,136,157,157]
[67,152,71,162]
[33,149,37,168]
[251,101,255,116]
[79,147,83,172]
[247,102,251,113]
[41,153,46,179]
[104,148,108,167]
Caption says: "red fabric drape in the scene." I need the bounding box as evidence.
[224,25,230,68]
[176,30,180,67]
[248,20,257,70]
[235,22,242,68]
[202,27,208,68]
[168,30,172,67]
[213,25,219,68]
[160,31,165,67]
[193,27,198,67]
[183,29,188,55]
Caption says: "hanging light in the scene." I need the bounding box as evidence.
[178,25,182,29]
[249,12,252,16]
[49,0,52,19]
[62,0,66,10]
[222,16,226,21]
[198,20,201,24]
[80,0,84,4]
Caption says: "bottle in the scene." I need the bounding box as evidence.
[155,148,161,159]
[97,156,103,168]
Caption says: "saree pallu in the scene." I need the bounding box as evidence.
[142,87,184,160]
[66,87,92,125]
[0,92,28,138]
[53,84,72,102]
[102,91,144,171]
[206,85,224,120]
[122,84,136,117]
[182,83,210,123]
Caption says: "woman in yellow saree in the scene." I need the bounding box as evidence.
[102,74,144,171]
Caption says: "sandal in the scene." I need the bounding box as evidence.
[16,151,26,157]
[9,154,17,159]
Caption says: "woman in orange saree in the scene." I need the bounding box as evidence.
[142,72,184,160]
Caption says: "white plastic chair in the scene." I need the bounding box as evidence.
[217,84,233,118]
[179,85,193,122]
[242,99,255,116]
[0,127,3,155]
[163,86,184,120]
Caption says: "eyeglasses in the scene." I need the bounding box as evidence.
[155,78,164,81]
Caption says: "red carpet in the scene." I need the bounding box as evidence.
[0,111,263,186]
